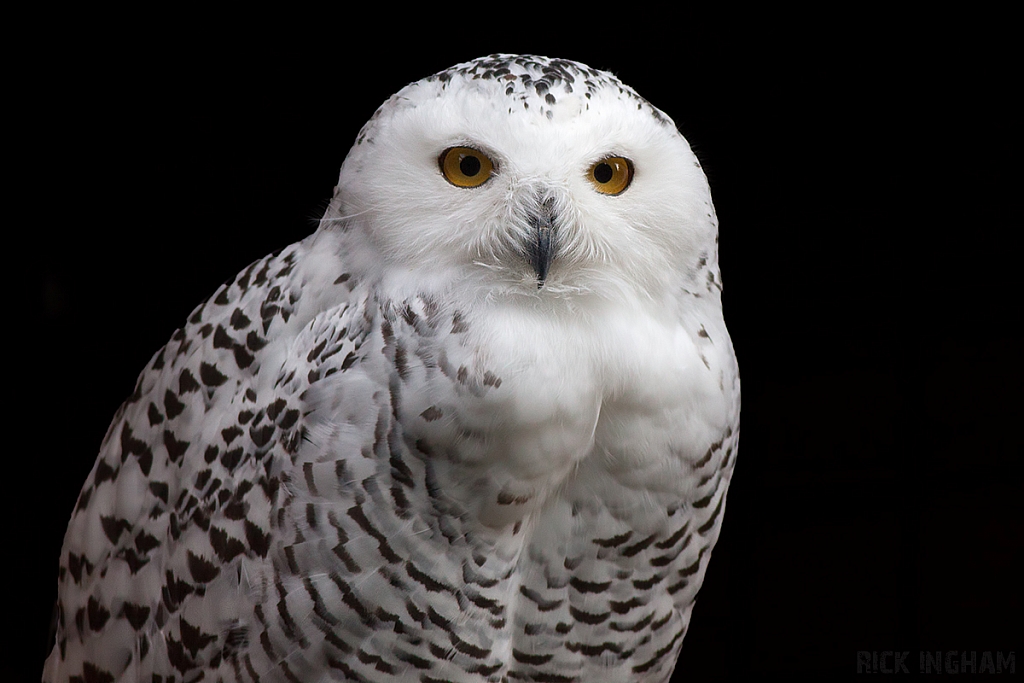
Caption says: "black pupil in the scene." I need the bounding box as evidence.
[594,162,614,184]
[460,154,481,177]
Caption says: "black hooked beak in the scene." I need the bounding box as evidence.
[527,199,555,288]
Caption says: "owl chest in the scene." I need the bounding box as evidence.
[392,301,722,529]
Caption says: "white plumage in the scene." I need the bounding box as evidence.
[44,54,739,683]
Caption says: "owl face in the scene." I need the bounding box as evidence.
[335,56,717,303]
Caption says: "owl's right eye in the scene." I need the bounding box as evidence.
[439,147,494,188]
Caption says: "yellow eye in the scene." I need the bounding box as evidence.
[439,147,494,187]
[588,156,633,195]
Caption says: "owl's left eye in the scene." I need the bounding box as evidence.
[588,156,634,195]
[439,147,494,188]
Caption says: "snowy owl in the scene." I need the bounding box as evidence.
[44,55,739,682]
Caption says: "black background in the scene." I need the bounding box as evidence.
[17,16,1020,681]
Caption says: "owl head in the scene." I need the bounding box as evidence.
[328,55,719,305]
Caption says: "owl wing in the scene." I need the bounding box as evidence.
[43,229,364,682]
